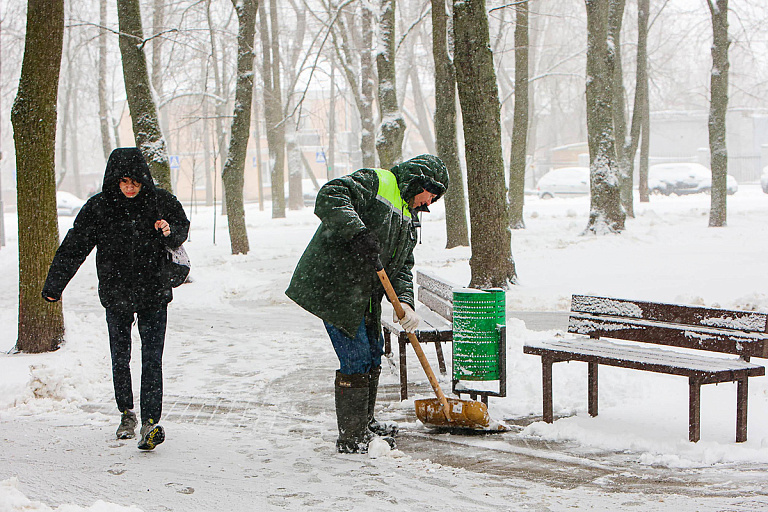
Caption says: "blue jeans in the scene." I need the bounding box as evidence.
[324,319,384,374]
[106,306,167,424]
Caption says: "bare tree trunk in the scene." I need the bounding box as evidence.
[407,63,436,155]
[360,3,376,168]
[453,0,516,288]
[635,0,650,203]
[203,98,213,206]
[284,0,306,211]
[70,79,82,198]
[206,0,228,210]
[328,56,336,179]
[376,0,406,170]
[222,0,258,255]
[584,0,625,234]
[252,95,265,210]
[707,0,729,227]
[117,0,172,192]
[98,0,112,162]
[608,0,632,218]
[508,0,529,230]
[152,0,163,96]
[11,0,65,353]
[432,0,468,248]
[639,87,650,202]
[259,0,286,218]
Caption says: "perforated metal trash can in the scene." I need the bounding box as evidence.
[452,288,505,381]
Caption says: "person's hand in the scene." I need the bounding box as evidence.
[155,219,171,237]
[395,303,420,333]
[349,230,380,267]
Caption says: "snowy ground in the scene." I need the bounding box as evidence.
[2,186,768,511]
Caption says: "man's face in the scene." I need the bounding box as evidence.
[119,177,142,198]
[410,189,437,210]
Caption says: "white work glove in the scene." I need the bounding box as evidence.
[395,303,420,333]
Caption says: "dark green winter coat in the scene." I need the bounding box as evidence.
[42,147,190,311]
[286,154,449,337]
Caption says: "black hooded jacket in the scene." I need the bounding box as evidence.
[42,148,190,311]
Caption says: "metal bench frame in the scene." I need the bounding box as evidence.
[524,295,768,442]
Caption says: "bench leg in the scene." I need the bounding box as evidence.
[542,357,554,423]
[434,342,447,375]
[588,362,598,417]
[399,334,408,400]
[736,378,748,443]
[689,377,701,443]
[383,327,392,357]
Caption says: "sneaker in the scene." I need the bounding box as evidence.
[116,410,137,440]
[137,419,165,450]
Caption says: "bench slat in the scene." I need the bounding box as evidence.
[524,338,765,378]
[416,271,456,302]
[572,295,768,333]
[417,287,453,322]
[568,314,768,358]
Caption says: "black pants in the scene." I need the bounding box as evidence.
[106,306,167,424]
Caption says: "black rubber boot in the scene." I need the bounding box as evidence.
[367,366,398,442]
[335,371,374,453]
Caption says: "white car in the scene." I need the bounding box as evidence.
[56,191,86,216]
[761,166,768,194]
[648,163,737,196]
[535,167,590,199]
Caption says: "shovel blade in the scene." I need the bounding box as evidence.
[415,397,490,429]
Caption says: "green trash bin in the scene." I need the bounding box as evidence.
[452,288,505,381]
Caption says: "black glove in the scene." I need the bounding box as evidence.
[349,230,380,267]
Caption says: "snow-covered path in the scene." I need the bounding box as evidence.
[3,189,768,510]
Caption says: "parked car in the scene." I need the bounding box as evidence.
[535,167,590,199]
[761,166,768,194]
[56,191,85,216]
[647,163,737,196]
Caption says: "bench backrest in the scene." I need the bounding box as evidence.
[416,271,455,322]
[568,295,768,358]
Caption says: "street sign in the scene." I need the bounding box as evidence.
[169,155,180,169]
[315,150,326,163]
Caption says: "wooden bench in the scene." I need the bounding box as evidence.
[523,295,768,442]
[382,271,506,403]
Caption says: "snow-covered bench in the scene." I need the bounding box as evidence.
[523,295,768,442]
[382,271,454,400]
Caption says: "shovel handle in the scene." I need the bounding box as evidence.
[376,263,452,422]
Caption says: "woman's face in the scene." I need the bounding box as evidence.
[119,177,142,198]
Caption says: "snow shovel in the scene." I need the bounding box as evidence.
[376,260,490,429]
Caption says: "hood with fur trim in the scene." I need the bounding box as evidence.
[390,154,450,208]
